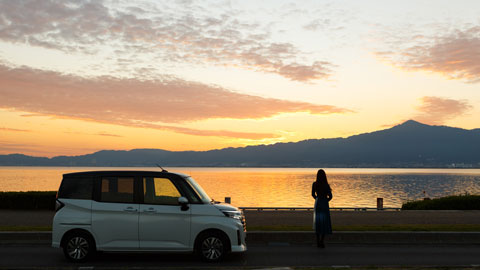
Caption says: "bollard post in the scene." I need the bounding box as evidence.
[377,198,383,210]
[224,197,231,204]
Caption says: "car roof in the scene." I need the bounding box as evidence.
[63,170,190,178]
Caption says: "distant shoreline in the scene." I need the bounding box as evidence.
[2,120,479,168]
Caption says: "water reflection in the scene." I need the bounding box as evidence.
[0,167,479,207]
[188,170,480,208]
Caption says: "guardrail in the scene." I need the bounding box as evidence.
[239,207,401,211]
[230,197,401,211]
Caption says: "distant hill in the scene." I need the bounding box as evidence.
[1,120,480,167]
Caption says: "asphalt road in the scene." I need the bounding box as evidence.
[1,244,480,269]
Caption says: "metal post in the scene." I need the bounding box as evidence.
[377,198,383,210]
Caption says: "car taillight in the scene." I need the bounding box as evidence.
[55,199,65,212]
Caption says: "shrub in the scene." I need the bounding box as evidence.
[402,195,480,210]
[0,191,56,210]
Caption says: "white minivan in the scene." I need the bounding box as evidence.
[52,170,247,262]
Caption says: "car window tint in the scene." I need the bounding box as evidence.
[143,177,181,205]
[58,177,93,200]
[100,177,134,203]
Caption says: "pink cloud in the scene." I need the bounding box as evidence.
[413,96,472,125]
[277,61,332,82]
[96,133,123,138]
[0,127,30,132]
[0,0,334,82]
[378,26,480,83]
[0,64,350,139]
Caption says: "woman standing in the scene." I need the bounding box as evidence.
[311,169,332,248]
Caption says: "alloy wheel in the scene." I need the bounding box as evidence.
[201,236,224,261]
[66,236,89,260]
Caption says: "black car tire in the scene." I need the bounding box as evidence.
[62,231,95,263]
[196,231,228,262]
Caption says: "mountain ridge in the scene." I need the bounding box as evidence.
[1,120,480,168]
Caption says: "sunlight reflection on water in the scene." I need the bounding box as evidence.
[0,167,479,207]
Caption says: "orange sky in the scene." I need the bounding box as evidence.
[0,0,479,157]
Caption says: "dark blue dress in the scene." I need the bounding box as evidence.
[312,182,332,234]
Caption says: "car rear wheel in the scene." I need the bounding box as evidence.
[63,232,95,262]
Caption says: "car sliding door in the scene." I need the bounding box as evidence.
[139,176,191,250]
[91,176,139,250]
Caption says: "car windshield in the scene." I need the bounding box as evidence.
[184,176,211,204]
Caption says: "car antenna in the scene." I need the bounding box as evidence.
[156,164,168,173]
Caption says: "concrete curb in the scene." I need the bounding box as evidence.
[247,231,480,245]
[2,231,480,246]
[0,232,51,245]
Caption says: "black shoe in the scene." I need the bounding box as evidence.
[318,242,325,248]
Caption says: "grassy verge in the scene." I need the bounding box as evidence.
[402,194,480,210]
[247,224,480,232]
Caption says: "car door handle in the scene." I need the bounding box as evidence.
[124,207,138,212]
[143,208,156,213]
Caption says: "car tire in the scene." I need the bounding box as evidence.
[62,231,95,263]
[196,231,228,262]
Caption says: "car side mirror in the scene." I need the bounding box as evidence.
[178,196,189,211]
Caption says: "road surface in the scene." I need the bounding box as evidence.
[1,243,480,269]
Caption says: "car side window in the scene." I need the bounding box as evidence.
[100,177,134,203]
[143,177,181,205]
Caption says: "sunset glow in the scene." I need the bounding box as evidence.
[1,0,479,157]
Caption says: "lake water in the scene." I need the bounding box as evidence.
[0,167,479,208]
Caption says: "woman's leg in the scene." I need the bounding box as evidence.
[320,234,325,248]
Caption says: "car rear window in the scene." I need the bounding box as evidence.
[58,177,93,200]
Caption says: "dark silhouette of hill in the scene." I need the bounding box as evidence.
[1,120,479,167]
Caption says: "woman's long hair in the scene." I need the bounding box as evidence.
[316,169,331,196]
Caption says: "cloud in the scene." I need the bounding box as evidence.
[303,19,326,31]
[0,0,333,82]
[0,64,350,139]
[379,121,406,129]
[0,127,30,132]
[413,96,472,125]
[303,19,344,32]
[0,141,102,157]
[0,143,51,156]
[96,133,123,138]
[64,131,123,138]
[277,61,332,82]
[377,26,480,83]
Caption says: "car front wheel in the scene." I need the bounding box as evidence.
[196,232,228,262]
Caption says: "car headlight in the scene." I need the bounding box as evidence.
[221,210,243,221]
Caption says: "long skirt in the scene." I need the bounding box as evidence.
[313,198,332,235]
